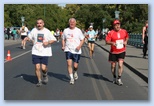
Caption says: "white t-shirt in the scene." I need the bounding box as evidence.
[62,27,85,54]
[20,27,29,36]
[28,27,56,56]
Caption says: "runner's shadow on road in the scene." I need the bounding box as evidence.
[48,72,70,82]
[80,55,90,59]
[83,73,112,83]
[14,74,37,84]
[126,55,143,58]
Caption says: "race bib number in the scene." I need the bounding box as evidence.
[89,34,93,38]
[116,40,124,49]
[34,43,43,52]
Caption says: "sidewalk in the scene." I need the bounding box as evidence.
[95,40,148,83]
[4,39,21,47]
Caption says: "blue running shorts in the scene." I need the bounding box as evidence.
[32,55,49,65]
[65,52,80,63]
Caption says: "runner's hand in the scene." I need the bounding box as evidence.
[76,46,81,51]
[43,41,49,46]
[62,47,65,51]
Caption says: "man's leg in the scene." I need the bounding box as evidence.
[67,59,74,84]
[73,62,79,80]
[42,64,48,84]
[143,37,148,58]
[111,62,116,83]
[117,60,124,85]
[35,63,42,86]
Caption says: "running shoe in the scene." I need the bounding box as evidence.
[117,78,123,86]
[43,73,48,84]
[36,80,42,87]
[112,78,117,84]
[23,46,26,49]
[70,78,74,85]
[74,71,78,80]
[143,56,146,59]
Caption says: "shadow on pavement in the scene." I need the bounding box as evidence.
[48,72,70,82]
[80,55,90,59]
[125,55,143,58]
[14,74,37,84]
[83,73,112,83]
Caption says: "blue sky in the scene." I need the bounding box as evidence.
[58,4,66,7]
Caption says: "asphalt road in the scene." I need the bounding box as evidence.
[4,41,148,100]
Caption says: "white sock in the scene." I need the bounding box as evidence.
[69,73,73,79]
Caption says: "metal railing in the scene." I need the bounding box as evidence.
[102,33,143,48]
[127,33,143,48]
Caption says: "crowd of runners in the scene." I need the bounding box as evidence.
[4,18,148,87]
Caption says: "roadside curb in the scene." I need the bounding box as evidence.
[4,39,21,47]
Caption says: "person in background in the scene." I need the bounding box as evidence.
[55,28,60,42]
[86,26,97,58]
[6,28,11,40]
[11,28,17,40]
[142,20,148,59]
[20,24,29,49]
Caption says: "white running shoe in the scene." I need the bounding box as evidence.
[23,46,26,49]
[74,71,78,80]
[70,78,74,85]
[117,79,123,86]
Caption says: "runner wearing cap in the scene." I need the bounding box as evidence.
[86,26,97,58]
[105,20,129,86]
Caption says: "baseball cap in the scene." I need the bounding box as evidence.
[89,25,93,28]
[113,20,120,25]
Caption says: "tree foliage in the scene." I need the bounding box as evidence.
[4,4,148,33]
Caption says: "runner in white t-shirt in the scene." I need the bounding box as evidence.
[25,18,56,87]
[20,25,29,49]
[62,18,85,85]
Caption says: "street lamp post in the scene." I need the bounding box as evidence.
[102,18,106,35]
[44,4,46,18]
[90,22,94,26]
[115,11,120,19]
[21,16,25,26]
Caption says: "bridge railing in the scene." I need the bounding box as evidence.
[101,33,143,48]
[127,33,143,48]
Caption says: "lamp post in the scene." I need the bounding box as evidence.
[21,16,25,26]
[44,4,46,18]
[90,22,94,26]
[115,10,120,19]
[102,18,106,35]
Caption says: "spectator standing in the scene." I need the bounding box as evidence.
[6,28,11,40]
[11,28,17,40]
[142,20,148,59]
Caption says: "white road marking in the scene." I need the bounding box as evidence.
[4,50,31,63]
